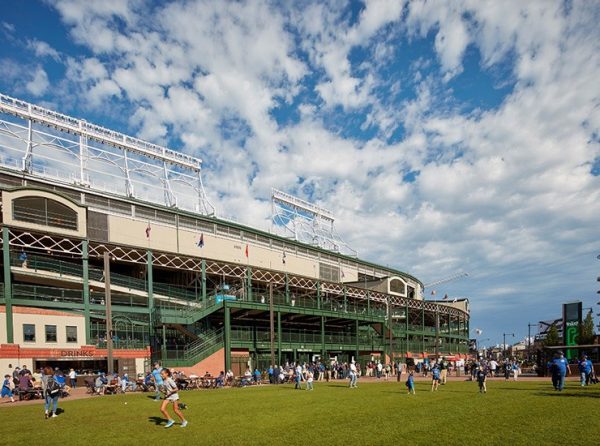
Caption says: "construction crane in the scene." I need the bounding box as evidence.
[424,272,469,290]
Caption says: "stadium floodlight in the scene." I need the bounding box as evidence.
[0,93,215,216]
[271,188,356,257]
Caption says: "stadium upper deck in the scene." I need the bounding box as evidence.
[0,95,469,375]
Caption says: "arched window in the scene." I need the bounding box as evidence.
[13,196,78,231]
[389,277,407,295]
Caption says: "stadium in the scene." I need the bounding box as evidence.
[0,93,470,377]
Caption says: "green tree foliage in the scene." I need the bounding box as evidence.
[544,324,560,347]
[577,311,595,345]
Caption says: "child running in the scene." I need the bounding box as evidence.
[476,365,487,393]
[2,374,15,403]
[159,369,187,428]
[406,371,415,395]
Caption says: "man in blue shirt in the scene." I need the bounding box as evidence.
[151,363,164,401]
[578,354,593,386]
[550,351,571,391]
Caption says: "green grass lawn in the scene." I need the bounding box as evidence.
[2,380,599,445]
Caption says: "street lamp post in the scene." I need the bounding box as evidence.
[503,332,514,359]
[527,323,536,361]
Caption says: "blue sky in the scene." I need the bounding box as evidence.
[1,0,599,347]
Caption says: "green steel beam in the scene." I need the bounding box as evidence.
[277,311,282,366]
[284,273,289,305]
[355,319,359,360]
[224,303,231,371]
[316,281,321,309]
[320,316,325,358]
[161,324,167,360]
[2,227,13,343]
[201,259,206,304]
[82,240,91,344]
[246,267,252,302]
[421,305,425,355]
[147,250,154,349]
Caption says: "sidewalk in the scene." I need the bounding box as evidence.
[0,387,94,408]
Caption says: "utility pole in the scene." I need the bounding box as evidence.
[269,282,275,369]
[104,251,114,375]
[503,332,514,359]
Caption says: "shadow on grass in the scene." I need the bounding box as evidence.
[146,395,160,400]
[148,416,165,425]
[56,408,65,415]
[536,392,600,399]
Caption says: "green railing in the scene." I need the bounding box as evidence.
[12,284,84,304]
[162,328,224,365]
[230,326,385,349]
[12,253,198,302]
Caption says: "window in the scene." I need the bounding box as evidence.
[319,263,340,282]
[13,196,78,230]
[45,325,57,343]
[66,326,78,343]
[389,278,407,295]
[23,324,35,342]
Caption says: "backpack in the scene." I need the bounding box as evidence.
[46,376,61,396]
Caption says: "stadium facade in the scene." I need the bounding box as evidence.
[0,94,469,376]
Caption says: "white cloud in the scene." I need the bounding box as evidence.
[27,39,61,61]
[25,66,49,96]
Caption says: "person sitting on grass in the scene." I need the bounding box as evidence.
[406,371,415,395]
[215,371,225,388]
[254,368,262,385]
[241,368,252,387]
[2,374,15,403]
[18,373,33,400]
[95,373,108,395]
[476,365,487,393]
[159,368,187,429]
[431,364,441,392]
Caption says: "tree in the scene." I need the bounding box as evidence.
[544,324,560,347]
[577,311,595,345]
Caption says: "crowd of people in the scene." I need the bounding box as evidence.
[0,364,70,418]
[2,352,597,428]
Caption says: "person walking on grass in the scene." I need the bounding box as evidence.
[476,365,487,393]
[406,371,415,395]
[306,370,314,391]
[431,364,441,391]
[2,374,15,403]
[512,361,520,381]
[503,360,511,381]
[159,369,187,428]
[578,354,592,387]
[42,366,61,419]
[152,362,163,401]
[550,351,571,391]
[348,361,358,388]
[294,363,303,390]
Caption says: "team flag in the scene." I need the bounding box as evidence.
[197,233,204,248]
[245,244,249,257]
[282,251,286,264]
[145,222,151,239]
[442,294,448,300]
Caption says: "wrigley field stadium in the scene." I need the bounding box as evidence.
[0,93,470,377]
